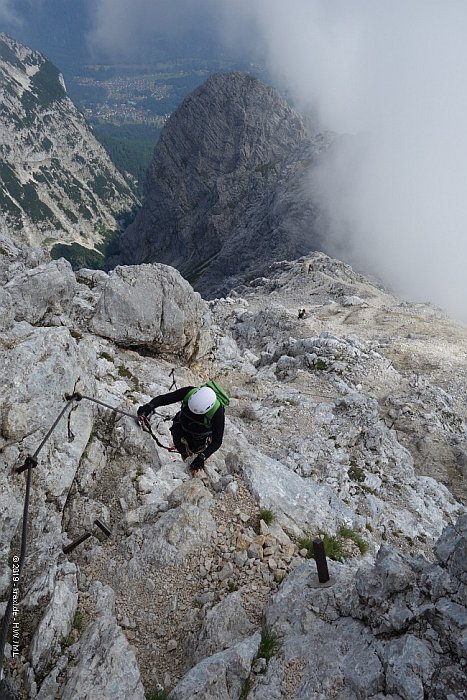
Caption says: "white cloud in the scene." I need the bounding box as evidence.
[222,0,467,318]
[0,0,20,24]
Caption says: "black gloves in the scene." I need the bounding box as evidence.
[190,454,205,471]
[137,403,154,418]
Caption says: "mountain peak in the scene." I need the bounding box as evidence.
[115,71,328,296]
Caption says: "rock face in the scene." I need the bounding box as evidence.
[0,239,466,699]
[253,516,467,700]
[115,72,328,297]
[0,34,138,253]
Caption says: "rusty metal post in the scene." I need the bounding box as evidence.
[63,532,92,554]
[313,538,330,583]
[62,519,111,555]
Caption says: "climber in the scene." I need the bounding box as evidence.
[137,385,226,473]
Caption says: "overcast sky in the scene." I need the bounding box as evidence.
[2,0,467,319]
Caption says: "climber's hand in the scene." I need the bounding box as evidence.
[137,403,154,418]
[190,455,205,472]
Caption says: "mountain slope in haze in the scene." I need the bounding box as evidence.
[114,72,329,297]
[0,34,138,259]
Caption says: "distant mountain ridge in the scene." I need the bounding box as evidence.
[0,34,138,260]
[115,72,330,297]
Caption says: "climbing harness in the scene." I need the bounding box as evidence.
[137,414,178,452]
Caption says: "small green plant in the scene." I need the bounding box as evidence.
[145,691,168,700]
[118,365,143,392]
[297,533,345,562]
[69,329,82,341]
[258,628,280,661]
[227,580,239,593]
[72,609,84,633]
[239,676,253,700]
[348,460,365,482]
[314,359,328,371]
[320,533,346,562]
[60,634,73,652]
[99,351,114,362]
[118,365,133,379]
[297,535,314,556]
[259,509,275,526]
[338,527,369,555]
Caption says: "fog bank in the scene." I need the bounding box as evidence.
[223,0,467,318]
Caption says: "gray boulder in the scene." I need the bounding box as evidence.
[194,591,256,662]
[0,232,49,284]
[0,323,95,594]
[89,264,211,360]
[257,517,467,700]
[168,632,261,700]
[29,561,78,672]
[4,258,76,324]
[127,481,217,573]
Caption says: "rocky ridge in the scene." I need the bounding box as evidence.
[0,34,138,255]
[0,241,466,699]
[115,72,328,298]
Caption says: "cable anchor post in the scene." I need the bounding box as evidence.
[64,391,83,402]
[313,538,330,584]
[14,455,38,475]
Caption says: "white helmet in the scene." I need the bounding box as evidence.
[188,386,216,414]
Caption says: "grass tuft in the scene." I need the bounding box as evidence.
[258,628,281,661]
[259,509,275,526]
[298,528,368,562]
[145,692,168,700]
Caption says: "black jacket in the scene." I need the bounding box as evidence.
[148,386,225,460]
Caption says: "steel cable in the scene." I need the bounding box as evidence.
[0,392,139,679]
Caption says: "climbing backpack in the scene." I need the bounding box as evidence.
[180,381,229,434]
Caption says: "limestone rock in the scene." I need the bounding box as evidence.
[168,632,261,700]
[130,496,217,571]
[89,264,211,360]
[29,562,78,672]
[241,450,360,538]
[0,324,95,594]
[194,592,255,662]
[257,517,467,700]
[5,258,76,324]
[61,611,145,699]
[0,288,14,332]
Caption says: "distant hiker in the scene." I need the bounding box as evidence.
[137,383,228,473]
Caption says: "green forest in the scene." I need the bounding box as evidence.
[92,123,161,197]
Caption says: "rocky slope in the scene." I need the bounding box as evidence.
[115,72,329,297]
[0,239,466,699]
[0,34,138,257]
